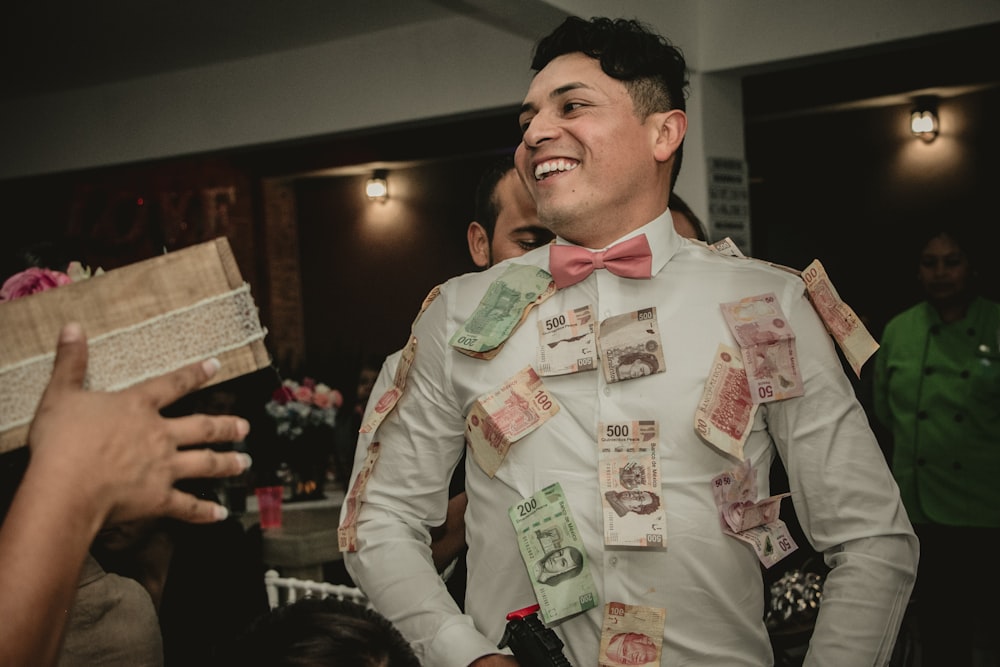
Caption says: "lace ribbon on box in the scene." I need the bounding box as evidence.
[0,284,267,434]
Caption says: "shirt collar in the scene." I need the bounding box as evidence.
[551,208,681,278]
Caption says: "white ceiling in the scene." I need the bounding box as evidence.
[0,0,567,100]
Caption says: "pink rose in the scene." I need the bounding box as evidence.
[330,389,344,410]
[313,391,334,409]
[294,385,314,403]
[0,267,72,302]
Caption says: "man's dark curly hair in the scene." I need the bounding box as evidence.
[531,16,689,184]
[219,597,420,667]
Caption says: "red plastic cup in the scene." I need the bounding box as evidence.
[255,486,283,529]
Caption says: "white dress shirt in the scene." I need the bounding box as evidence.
[343,211,918,667]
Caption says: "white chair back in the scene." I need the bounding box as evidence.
[264,569,370,609]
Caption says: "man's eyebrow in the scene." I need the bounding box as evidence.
[519,82,593,116]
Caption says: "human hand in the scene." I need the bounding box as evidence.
[469,655,519,667]
[27,322,252,528]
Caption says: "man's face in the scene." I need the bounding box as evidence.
[619,490,652,512]
[918,233,970,305]
[515,53,677,247]
[605,632,658,665]
[490,171,553,264]
[541,547,576,575]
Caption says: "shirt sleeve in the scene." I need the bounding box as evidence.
[767,284,918,666]
[342,287,501,667]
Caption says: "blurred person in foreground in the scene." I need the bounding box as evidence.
[343,16,916,666]
[0,322,251,667]
[874,223,1000,666]
[220,597,419,667]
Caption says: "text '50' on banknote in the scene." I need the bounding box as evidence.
[720,293,804,404]
[465,367,560,478]
[450,264,555,359]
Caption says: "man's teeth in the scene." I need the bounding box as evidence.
[535,160,578,180]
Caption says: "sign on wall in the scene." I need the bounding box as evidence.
[708,157,752,256]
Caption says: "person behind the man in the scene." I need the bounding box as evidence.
[344,17,917,667]
[466,153,555,269]
[668,192,708,243]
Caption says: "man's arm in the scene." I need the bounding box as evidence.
[344,292,506,667]
[769,291,918,665]
[0,323,252,667]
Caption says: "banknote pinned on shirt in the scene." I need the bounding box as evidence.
[720,293,804,404]
[598,307,666,383]
[801,259,879,377]
[695,344,760,460]
[598,421,666,549]
[465,366,560,478]
[509,482,599,625]
[337,441,382,553]
[710,237,746,258]
[536,304,598,376]
[450,264,556,359]
[599,602,666,667]
[359,335,418,435]
[710,460,797,568]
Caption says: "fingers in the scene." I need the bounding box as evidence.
[161,488,232,524]
[134,357,223,409]
[45,323,89,395]
[169,413,250,447]
[171,447,252,482]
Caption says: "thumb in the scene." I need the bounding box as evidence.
[46,322,89,395]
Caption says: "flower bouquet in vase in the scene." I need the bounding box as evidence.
[264,377,342,501]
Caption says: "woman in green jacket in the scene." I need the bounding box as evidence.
[874,224,1000,666]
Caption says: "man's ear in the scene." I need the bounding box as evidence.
[652,109,687,164]
[467,222,491,268]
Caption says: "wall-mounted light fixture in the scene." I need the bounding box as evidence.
[365,170,389,202]
[910,96,939,142]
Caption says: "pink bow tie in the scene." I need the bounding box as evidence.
[549,235,653,289]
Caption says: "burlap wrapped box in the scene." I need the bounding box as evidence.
[0,237,270,453]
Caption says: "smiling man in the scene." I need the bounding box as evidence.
[343,17,917,667]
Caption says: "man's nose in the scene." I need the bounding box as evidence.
[522,110,559,147]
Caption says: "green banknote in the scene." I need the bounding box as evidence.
[450,264,555,358]
[509,482,599,624]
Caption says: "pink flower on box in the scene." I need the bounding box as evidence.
[0,267,71,301]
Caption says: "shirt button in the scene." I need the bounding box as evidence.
[952,461,963,470]
[917,410,929,420]
[954,413,964,422]
[930,325,941,335]
[608,556,618,567]
[603,386,612,397]
[924,367,934,376]
[961,370,971,379]
[967,328,976,336]
[917,458,926,466]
